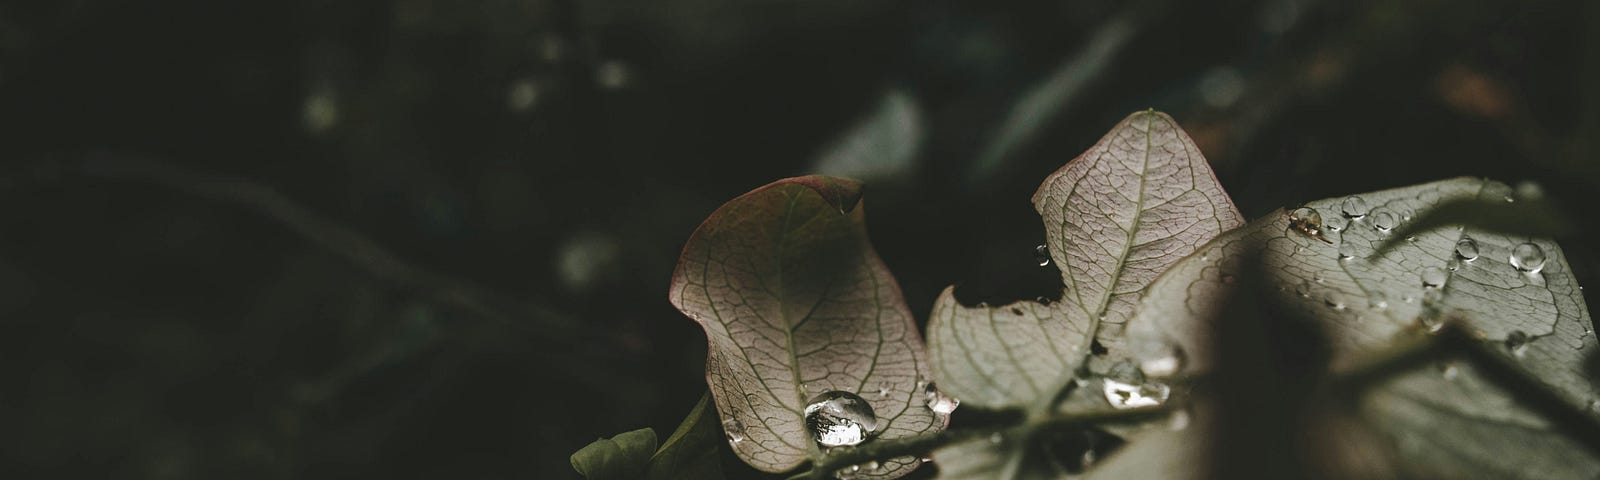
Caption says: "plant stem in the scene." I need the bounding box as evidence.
[791,405,1169,479]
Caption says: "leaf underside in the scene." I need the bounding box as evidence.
[928,110,1244,410]
[1119,177,1600,478]
[669,176,944,478]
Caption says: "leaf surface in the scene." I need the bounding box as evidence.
[571,428,657,480]
[928,110,1243,410]
[645,393,725,480]
[669,176,943,477]
[1122,177,1600,478]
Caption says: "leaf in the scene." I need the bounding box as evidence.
[645,393,725,480]
[571,428,657,480]
[810,89,924,181]
[1372,195,1573,255]
[928,110,1244,410]
[669,175,944,477]
[1122,177,1600,478]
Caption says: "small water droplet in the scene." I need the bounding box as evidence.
[1421,267,1447,289]
[1402,295,1416,304]
[989,432,1004,445]
[1295,280,1313,298]
[1168,408,1191,430]
[1371,210,1397,232]
[1139,344,1186,377]
[920,456,933,464]
[1338,242,1358,260]
[1324,291,1347,310]
[804,391,879,447]
[723,417,746,444]
[976,302,989,308]
[1324,214,1348,232]
[877,384,891,399]
[1505,331,1530,358]
[1035,296,1052,305]
[1341,196,1369,218]
[1368,292,1389,310]
[1421,316,1444,332]
[1035,244,1052,267]
[924,382,960,415]
[1102,379,1171,409]
[1455,237,1480,261]
[1510,243,1547,274]
[1440,362,1459,380]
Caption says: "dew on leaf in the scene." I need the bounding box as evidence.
[923,382,960,415]
[1505,330,1530,358]
[1421,267,1448,289]
[1035,244,1051,267]
[1371,209,1397,232]
[1288,207,1332,243]
[1035,296,1052,305]
[1102,379,1171,409]
[1295,280,1313,299]
[804,391,879,447]
[723,417,746,444]
[1510,243,1547,274]
[1324,214,1348,232]
[1341,195,1369,218]
[1455,237,1480,261]
[1338,242,1358,260]
[1139,344,1186,378]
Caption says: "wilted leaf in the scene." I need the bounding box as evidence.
[645,393,725,480]
[669,176,944,477]
[571,428,657,480]
[928,110,1244,410]
[1123,177,1600,478]
[811,89,924,181]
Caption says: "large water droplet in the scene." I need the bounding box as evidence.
[924,382,960,415]
[1035,244,1052,267]
[1324,214,1348,232]
[1341,196,1369,218]
[1289,207,1322,226]
[1455,237,1480,261]
[1420,267,1447,289]
[723,417,746,444]
[1505,330,1530,358]
[1510,243,1547,274]
[1371,210,1397,232]
[804,391,879,447]
[1102,379,1171,409]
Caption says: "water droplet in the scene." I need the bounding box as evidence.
[1371,210,1397,232]
[1440,362,1459,380]
[1402,295,1416,304]
[866,460,880,472]
[1420,267,1447,289]
[804,391,879,447]
[1510,243,1547,274]
[976,302,989,308]
[723,417,746,444]
[1102,379,1171,409]
[1505,331,1530,358]
[1338,242,1358,260]
[1035,296,1052,305]
[877,385,891,399]
[1035,244,1052,267]
[920,457,933,464]
[1368,292,1389,310]
[1139,344,1187,378]
[1168,408,1191,430]
[1324,214,1348,232]
[1341,196,1370,218]
[1324,291,1347,310]
[1421,315,1444,333]
[1290,207,1323,225]
[1455,237,1480,261]
[924,382,960,415]
[989,432,1004,445]
[1295,280,1313,299]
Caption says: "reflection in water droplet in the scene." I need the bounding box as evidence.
[1338,242,1357,260]
[724,417,746,444]
[1035,244,1052,267]
[1455,237,1480,261]
[1102,379,1171,409]
[1505,331,1530,358]
[1341,196,1370,218]
[1420,267,1447,289]
[1510,243,1547,274]
[804,391,879,447]
[1371,210,1397,232]
[924,382,960,415]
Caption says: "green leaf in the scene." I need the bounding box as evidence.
[571,428,658,480]
[1122,177,1600,478]
[669,175,945,477]
[645,393,725,480]
[928,110,1244,411]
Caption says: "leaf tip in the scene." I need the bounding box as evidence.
[786,175,865,214]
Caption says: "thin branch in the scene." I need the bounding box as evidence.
[792,405,1170,479]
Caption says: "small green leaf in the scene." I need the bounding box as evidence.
[571,428,658,480]
[645,393,725,480]
[669,175,944,477]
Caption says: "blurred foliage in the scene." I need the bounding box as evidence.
[0,0,1596,478]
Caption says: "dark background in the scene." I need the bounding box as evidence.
[1,0,1595,478]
